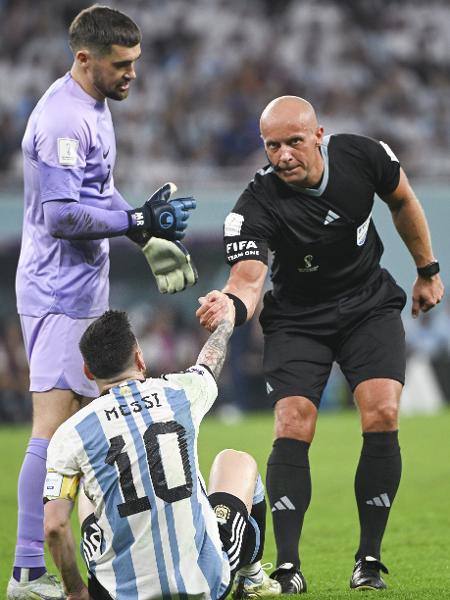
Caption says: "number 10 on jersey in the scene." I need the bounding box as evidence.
[105,420,193,517]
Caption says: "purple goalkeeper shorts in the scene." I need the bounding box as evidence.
[20,313,98,398]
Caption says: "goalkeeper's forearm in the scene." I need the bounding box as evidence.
[43,199,129,240]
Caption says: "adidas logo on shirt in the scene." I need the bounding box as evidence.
[271,496,296,511]
[323,209,340,225]
[366,493,391,507]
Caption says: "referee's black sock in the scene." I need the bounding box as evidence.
[266,438,311,569]
[354,430,401,561]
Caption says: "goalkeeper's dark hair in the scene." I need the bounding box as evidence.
[80,310,138,380]
[69,5,141,56]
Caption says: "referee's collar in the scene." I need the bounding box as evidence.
[288,135,330,197]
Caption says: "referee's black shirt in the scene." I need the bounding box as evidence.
[224,134,401,303]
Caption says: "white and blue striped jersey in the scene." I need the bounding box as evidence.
[46,364,231,600]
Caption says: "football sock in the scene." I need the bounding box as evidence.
[13,567,46,583]
[13,438,49,575]
[248,474,267,563]
[354,430,401,560]
[241,498,267,565]
[266,438,311,569]
[237,561,264,582]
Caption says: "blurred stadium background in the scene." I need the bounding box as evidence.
[1,0,450,423]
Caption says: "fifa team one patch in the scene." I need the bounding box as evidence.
[214,504,231,525]
[57,138,79,166]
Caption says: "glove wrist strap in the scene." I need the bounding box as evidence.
[127,209,147,231]
[225,293,247,326]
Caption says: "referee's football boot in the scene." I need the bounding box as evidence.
[270,563,307,594]
[7,571,65,599]
[350,556,389,590]
[232,567,282,599]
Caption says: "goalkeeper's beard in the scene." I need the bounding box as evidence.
[92,68,131,101]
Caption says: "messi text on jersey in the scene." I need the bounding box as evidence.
[104,393,162,421]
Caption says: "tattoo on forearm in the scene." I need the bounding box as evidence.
[197,319,233,379]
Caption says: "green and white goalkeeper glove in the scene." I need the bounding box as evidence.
[142,237,198,294]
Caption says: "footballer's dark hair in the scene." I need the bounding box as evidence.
[69,5,141,55]
[79,310,138,379]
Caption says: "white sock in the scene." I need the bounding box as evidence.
[238,561,263,583]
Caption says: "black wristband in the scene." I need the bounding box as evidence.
[225,293,248,326]
[417,260,440,278]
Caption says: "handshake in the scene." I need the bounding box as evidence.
[127,183,198,294]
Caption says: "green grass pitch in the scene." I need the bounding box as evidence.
[1,408,449,598]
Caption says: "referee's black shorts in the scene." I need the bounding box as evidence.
[260,269,407,408]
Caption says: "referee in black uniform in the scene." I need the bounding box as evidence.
[197,96,444,594]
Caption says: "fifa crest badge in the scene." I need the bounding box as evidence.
[214,504,231,524]
[304,255,313,269]
[297,254,319,273]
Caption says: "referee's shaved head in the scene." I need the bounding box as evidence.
[260,96,319,135]
[259,96,324,188]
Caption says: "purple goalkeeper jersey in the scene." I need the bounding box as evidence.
[16,73,117,318]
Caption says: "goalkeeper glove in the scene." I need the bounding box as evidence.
[127,182,196,241]
[142,237,198,294]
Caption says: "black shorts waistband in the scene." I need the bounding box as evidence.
[272,267,384,307]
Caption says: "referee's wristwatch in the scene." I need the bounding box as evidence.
[417,260,440,278]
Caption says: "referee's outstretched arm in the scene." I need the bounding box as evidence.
[196,260,267,333]
[223,260,268,321]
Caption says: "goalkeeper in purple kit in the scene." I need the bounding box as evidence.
[9,6,196,600]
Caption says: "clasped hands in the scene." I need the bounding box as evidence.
[196,290,235,332]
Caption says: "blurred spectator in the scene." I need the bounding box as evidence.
[0,317,31,422]
[136,304,201,376]
[404,297,450,403]
[1,0,450,193]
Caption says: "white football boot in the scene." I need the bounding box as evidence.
[7,572,65,600]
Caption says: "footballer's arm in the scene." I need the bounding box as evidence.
[197,260,267,332]
[44,499,89,600]
[196,294,235,379]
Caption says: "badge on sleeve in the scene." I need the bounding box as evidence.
[57,138,79,166]
[43,469,80,502]
[44,471,63,498]
[357,212,372,246]
[224,212,244,237]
